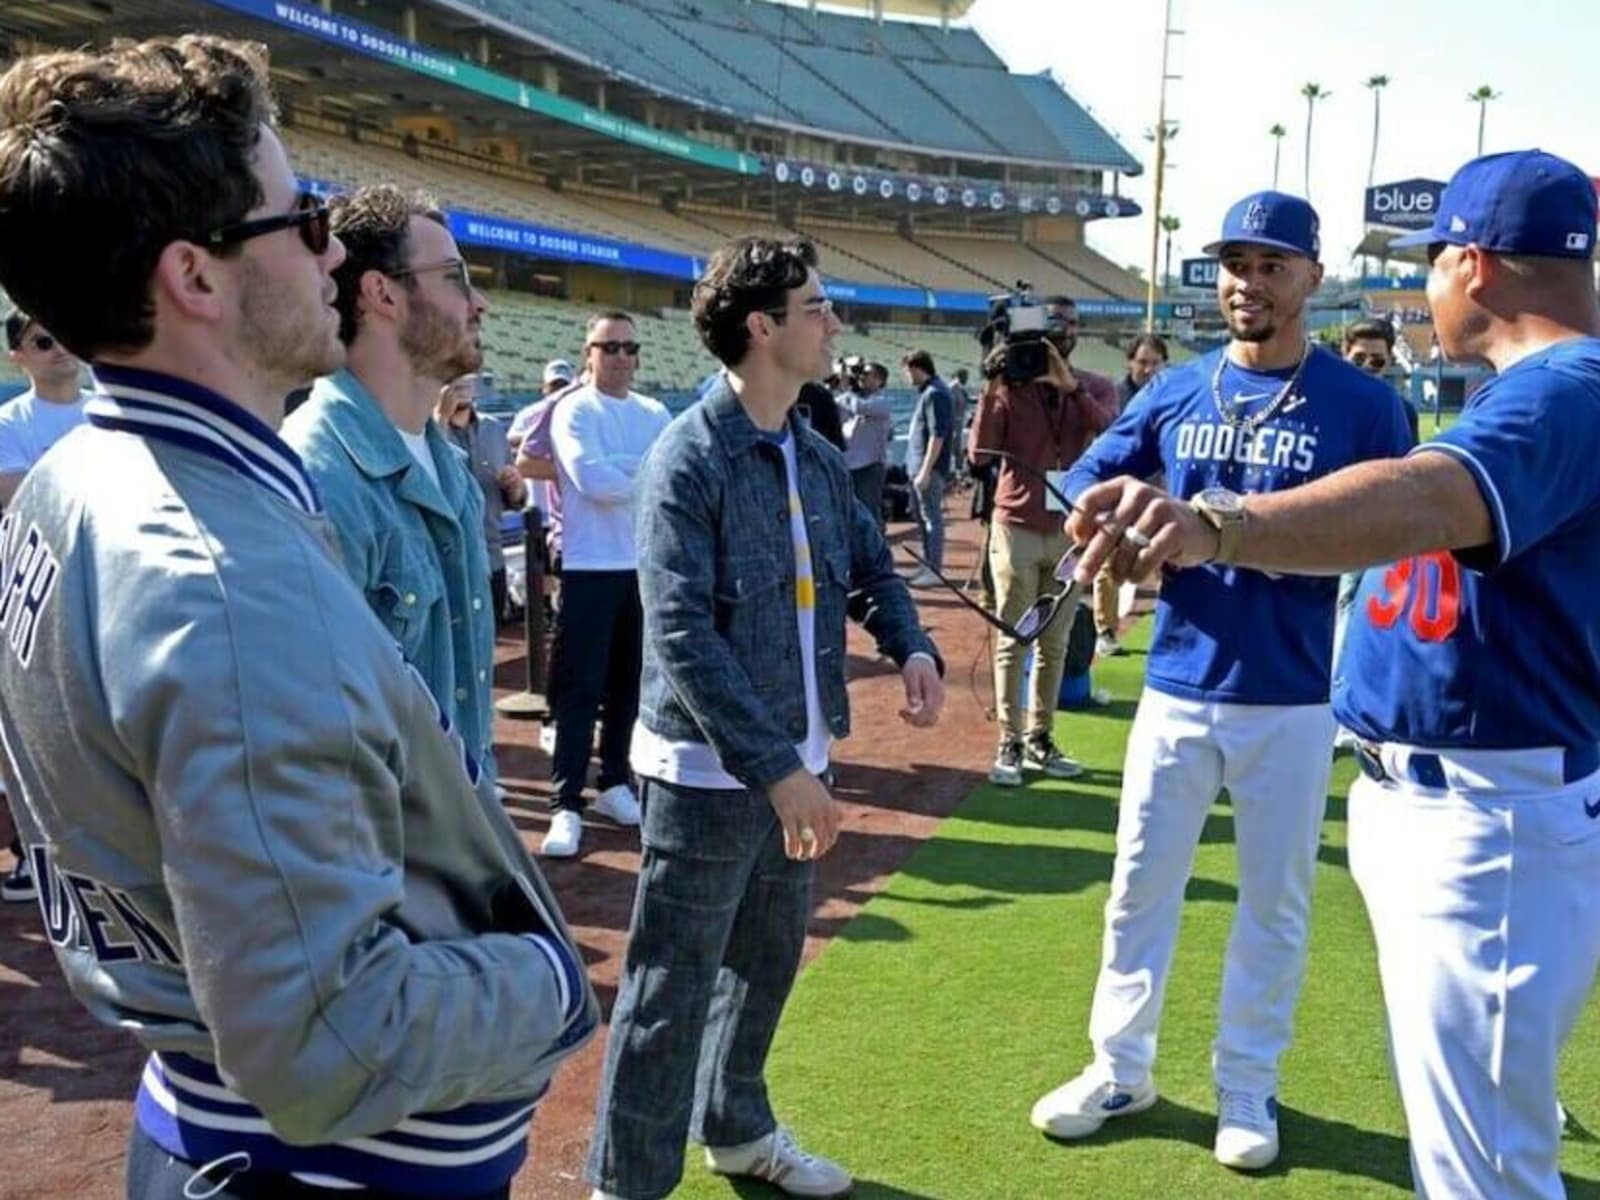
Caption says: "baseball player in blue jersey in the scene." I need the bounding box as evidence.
[0,37,594,1199]
[1070,150,1600,1199]
[1031,192,1414,1170]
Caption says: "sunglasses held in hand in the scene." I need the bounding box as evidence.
[903,544,1083,644]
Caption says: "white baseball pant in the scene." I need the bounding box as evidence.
[1088,687,1336,1094]
[1349,749,1600,1199]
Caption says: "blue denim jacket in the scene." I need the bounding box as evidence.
[635,376,941,790]
[284,370,498,774]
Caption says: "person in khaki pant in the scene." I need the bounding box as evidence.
[968,295,1118,786]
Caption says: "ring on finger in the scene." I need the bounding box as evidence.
[1123,527,1153,549]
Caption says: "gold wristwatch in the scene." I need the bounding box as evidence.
[1192,487,1246,565]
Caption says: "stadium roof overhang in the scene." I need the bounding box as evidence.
[0,0,1120,231]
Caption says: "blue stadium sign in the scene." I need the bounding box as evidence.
[449,211,698,281]
[1182,257,1220,288]
[1364,179,1446,230]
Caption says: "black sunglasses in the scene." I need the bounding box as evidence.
[26,334,55,352]
[589,340,641,356]
[1350,352,1390,370]
[904,544,1083,644]
[899,450,1142,642]
[206,191,332,256]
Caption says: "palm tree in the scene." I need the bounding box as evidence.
[1364,75,1390,189]
[1468,85,1500,155]
[1268,123,1287,189]
[1300,83,1331,198]
[1159,214,1181,291]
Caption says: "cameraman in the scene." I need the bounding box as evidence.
[969,295,1117,785]
[840,358,894,527]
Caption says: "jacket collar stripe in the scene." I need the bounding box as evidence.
[85,390,320,515]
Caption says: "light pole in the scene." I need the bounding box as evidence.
[1145,0,1183,333]
[1468,85,1500,155]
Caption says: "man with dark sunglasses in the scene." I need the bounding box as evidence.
[1343,316,1420,440]
[284,184,503,784]
[0,310,87,508]
[0,36,592,1198]
[541,310,670,858]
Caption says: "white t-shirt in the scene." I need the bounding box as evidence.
[397,427,440,488]
[631,430,831,790]
[549,384,670,571]
[0,389,87,475]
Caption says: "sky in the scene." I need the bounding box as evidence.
[964,0,1600,277]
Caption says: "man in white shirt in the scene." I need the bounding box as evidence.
[0,309,88,505]
[0,308,88,903]
[542,312,670,858]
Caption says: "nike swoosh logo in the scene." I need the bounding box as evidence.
[1584,796,1600,819]
[1232,391,1273,404]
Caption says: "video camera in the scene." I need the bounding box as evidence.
[832,353,869,392]
[979,281,1050,385]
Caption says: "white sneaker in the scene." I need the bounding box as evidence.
[592,783,642,827]
[1030,1067,1157,1139]
[989,738,1024,787]
[542,809,583,858]
[1214,1089,1279,1170]
[1095,633,1125,657]
[704,1125,853,1198]
[906,567,942,589]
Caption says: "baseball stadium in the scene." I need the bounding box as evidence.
[0,1,1597,1199]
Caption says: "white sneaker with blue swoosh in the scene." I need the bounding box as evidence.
[1030,1068,1157,1138]
[1214,1088,1280,1170]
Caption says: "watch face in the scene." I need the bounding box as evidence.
[1197,486,1244,514]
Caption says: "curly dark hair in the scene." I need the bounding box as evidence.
[0,36,275,359]
[691,235,817,366]
[327,184,447,345]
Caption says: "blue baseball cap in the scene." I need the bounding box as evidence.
[1391,150,1597,258]
[1203,191,1321,260]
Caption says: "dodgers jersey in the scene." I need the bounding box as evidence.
[1067,346,1413,705]
[1335,337,1600,749]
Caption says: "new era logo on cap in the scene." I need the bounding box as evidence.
[1449,215,1468,233]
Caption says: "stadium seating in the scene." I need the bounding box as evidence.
[449,0,1137,169]
[281,124,1141,301]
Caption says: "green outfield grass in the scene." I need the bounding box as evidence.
[674,624,1600,1199]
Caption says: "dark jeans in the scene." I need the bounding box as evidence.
[548,569,642,811]
[849,462,886,529]
[490,566,508,624]
[586,779,814,1200]
[125,1124,510,1200]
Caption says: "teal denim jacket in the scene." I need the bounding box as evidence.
[284,370,497,774]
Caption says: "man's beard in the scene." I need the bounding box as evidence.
[402,291,482,382]
[239,257,344,389]
[1227,315,1277,344]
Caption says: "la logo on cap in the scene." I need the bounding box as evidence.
[1242,201,1269,233]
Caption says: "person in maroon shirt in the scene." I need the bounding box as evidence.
[969,296,1118,785]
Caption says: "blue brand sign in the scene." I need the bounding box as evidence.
[1364,179,1446,230]
[1182,257,1220,288]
